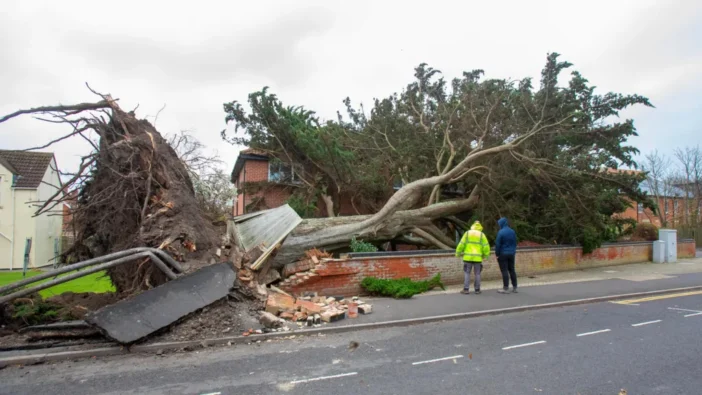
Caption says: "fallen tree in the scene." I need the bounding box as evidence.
[224,53,654,265]
[0,87,220,294]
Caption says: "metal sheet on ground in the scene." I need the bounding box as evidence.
[85,262,235,344]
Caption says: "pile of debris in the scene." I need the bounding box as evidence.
[256,289,372,333]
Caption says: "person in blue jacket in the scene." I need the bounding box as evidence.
[495,217,518,293]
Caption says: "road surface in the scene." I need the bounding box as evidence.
[2,290,701,394]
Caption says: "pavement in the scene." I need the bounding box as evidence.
[328,256,702,326]
[1,288,701,394]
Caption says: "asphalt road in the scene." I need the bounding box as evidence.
[2,292,701,395]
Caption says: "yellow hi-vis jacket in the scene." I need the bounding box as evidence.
[455,222,490,263]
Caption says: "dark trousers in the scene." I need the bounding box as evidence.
[497,255,517,289]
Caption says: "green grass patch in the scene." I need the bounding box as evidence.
[361,273,445,298]
[0,270,115,298]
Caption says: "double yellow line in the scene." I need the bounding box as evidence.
[611,290,702,305]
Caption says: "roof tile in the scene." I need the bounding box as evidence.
[0,150,55,188]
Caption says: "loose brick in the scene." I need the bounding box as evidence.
[358,304,373,314]
[321,310,346,323]
[295,299,323,314]
[293,311,308,322]
[280,311,295,320]
[265,293,296,315]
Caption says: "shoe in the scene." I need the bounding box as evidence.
[512,288,518,293]
[475,290,482,294]
[497,288,509,294]
[460,289,470,295]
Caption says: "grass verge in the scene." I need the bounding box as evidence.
[0,270,115,298]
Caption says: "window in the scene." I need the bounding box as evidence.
[268,161,295,183]
[637,203,644,214]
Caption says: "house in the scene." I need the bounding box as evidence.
[608,168,700,227]
[0,150,64,270]
[230,149,295,216]
[230,149,374,217]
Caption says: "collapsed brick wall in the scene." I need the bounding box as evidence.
[280,240,697,297]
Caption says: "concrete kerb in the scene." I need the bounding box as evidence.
[2,284,702,368]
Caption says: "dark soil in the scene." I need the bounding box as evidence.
[0,292,118,348]
[45,292,118,319]
[1,294,262,349]
[148,298,262,343]
[64,105,221,295]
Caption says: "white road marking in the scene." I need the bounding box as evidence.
[290,372,358,384]
[200,393,222,395]
[577,329,611,337]
[684,312,702,317]
[632,320,662,327]
[502,341,546,350]
[668,307,702,313]
[412,355,464,365]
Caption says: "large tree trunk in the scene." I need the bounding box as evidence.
[271,189,479,267]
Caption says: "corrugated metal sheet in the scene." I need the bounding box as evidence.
[231,205,302,269]
[232,209,269,223]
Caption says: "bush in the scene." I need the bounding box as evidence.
[361,274,445,298]
[632,223,658,241]
[10,298,63,326]
[350,236,378,253]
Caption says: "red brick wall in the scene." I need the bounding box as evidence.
[679,239,696,258]
[280,240,697,296]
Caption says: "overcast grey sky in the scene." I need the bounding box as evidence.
[1,0,700,175]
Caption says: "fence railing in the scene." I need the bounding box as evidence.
[678,227,702,247]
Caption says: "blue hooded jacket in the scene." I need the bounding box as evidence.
[495,217,517,257]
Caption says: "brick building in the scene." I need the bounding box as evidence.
[230,149,383,217]
[609,168,700,227]
[230,149,290,216]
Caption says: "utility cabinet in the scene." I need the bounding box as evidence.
[658,229,677,263]
[652,240,665,263]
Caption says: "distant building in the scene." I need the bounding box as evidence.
[608,168,700,227]
[0,150,64,270]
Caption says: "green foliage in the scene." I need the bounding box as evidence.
[11,299,61,326]
[223,53,654,249]
[632,223,659,241]
[350,236,378,253]
[361,274,445,298]
[287,193,317,218]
